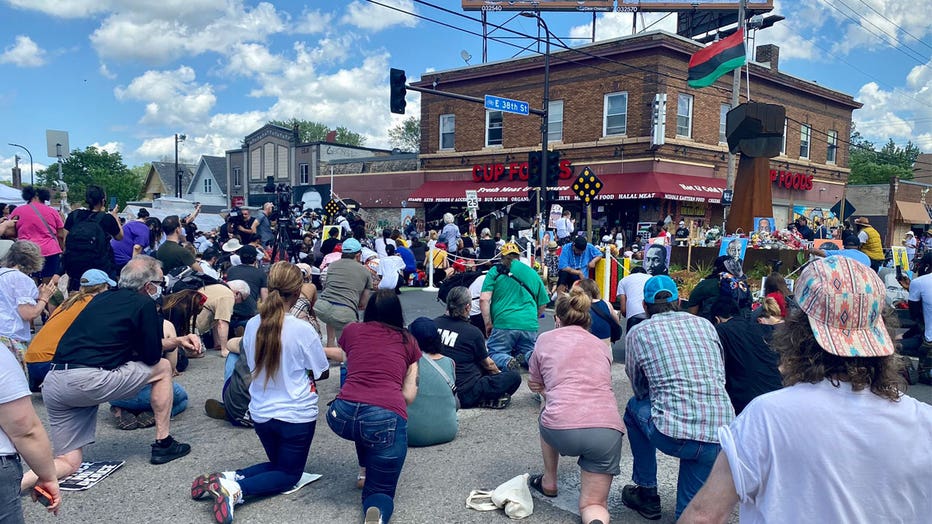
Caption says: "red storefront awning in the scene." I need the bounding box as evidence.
[407,173,725,204]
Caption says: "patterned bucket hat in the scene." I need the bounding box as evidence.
[795,256,893,357]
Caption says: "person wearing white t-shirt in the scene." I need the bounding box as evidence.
[377,245,407,293]
[615,267,651,332]
[680,256,932,524]
[467,273,487,335]
[902,252,932,381]
[0,348,61,520]
[190,262,334,523]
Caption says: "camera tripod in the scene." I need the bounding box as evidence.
[270,218,301,263]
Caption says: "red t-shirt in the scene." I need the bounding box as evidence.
[338,322,421,419]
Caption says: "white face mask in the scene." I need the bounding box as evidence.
[148,282,163,301]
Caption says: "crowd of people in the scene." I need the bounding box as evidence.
[0,183,931,524]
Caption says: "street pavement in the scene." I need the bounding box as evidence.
[22,287,932,524]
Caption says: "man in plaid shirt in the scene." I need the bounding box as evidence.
[622,275,734,521]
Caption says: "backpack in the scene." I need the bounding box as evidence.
[437,270,484,303]
[64,212,110,272]
[166,267,226,294]
[699,271,752,321]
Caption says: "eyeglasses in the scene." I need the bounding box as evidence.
[149,279,166,288]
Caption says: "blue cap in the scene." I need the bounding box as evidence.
[643,275,679,304]
[80,269,116,287]
[408,317,442,353]
[341,238,362,254]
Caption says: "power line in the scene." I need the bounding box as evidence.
[820,0,928,65]
[853,0,932,52]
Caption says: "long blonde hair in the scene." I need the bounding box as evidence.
[254,262,304,388]
[56,283,108,313]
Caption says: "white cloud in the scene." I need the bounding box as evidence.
[114,66,216,126]
[7,0,227,20]
[568,12,676,42]
[225,43,285,76]
[0,154,48,183]
[292,8,333,34]
[342,0,417,32]
[0,36,47,67]
[98,63,117,79]
[89,141,122,154]
[6,0,105,18]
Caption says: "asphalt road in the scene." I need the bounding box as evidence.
[21,287,932,524]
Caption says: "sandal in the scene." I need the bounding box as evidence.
[355,473,366,489]
[528,474,557,498]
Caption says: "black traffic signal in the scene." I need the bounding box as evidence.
[527,151,542,187]
[546,150,561,186]
[390,68,407,114]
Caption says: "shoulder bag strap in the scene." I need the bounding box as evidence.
[28,204,56,237]
[422,353,456,394]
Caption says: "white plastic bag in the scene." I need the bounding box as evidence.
[465,473,534,519]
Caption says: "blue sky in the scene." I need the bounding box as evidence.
[0,0,930,181]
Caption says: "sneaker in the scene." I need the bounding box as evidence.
[505,358,520,372]
[110,406,138,430]
[478,394,511,410]
[135,411,156,428]
[150,436,192,465]
[364,506,382,524]
[515,353,527,369]
[621,485,661,520]
[191,473,223,500]
[211,477,242,524]
[205,399,228,420]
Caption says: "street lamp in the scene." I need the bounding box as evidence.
[8,143,33,185]
[174,133,186,198]
[520,11,551,236]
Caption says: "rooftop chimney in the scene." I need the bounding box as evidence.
[756,44,779,71]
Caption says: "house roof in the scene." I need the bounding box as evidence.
[148,161,196,197]
[187,155,228,195]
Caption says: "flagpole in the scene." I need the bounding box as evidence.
[724,0,747,232]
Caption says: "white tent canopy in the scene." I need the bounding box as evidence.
[123,197,225,232]
[0,184,24,204]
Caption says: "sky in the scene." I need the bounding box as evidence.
[1,0,931,182]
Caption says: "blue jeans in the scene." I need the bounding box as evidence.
[110,383,188,417]
[238,419,316,498]
[486,328,537,369]
[624,396,720,519]
[0,455,24,524]
[327,399,408,523]
[224,352,239,382]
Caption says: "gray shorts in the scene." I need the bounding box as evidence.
[539,424,624,475]
[42,362,154,455]
[313,301,358,342]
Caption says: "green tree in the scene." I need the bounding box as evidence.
[388,117,420,152]
[268,118,367,146]
[848,129,921,185]
[36,147,144,207]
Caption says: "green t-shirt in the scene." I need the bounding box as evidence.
[686,277,719,309]
[406,355,458,447]
[481,260,549,331]
[155,240,195,275]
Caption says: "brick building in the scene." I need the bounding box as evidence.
[334,30,861,239]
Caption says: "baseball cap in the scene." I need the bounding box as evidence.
[795,256,894,357]
[80,268,116,287]
[409,317,442,354]
[643,275,679,304]
[501,242,521,257]
[341,238,362,254]
[573,236,588,250]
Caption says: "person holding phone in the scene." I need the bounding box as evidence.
[60,185,123,290]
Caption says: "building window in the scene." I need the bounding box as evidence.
[676,94,693,138]
[486,111,503,147]
[233,167,241,187]
[203,178,212,193]
[440,114,455,150]
[781,118,787,155]
[548,100,564,142]
[719,103,731,143]
[827,129,838,164]
[299,163,309,184]
[603,92,627,136]
[800,124,811,159]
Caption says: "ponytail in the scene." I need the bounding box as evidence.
[253,262,304,388]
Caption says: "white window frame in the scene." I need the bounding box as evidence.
[827,129,838,164]
[800,124,811,159]
[719,103,731,144]
[676,94,693,138]
[602,92,628,137]
[485,110,503,147]
[299,163,310,184]
[439,114,455,150]
[232,167,241,187]
[781,118,787,155]
[548,100,564,142]
[203,178,212,193]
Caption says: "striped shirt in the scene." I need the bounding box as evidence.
[625,310,735,443]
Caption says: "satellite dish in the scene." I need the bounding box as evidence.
[460,50,472,65]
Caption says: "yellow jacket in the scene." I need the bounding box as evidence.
[859,226,884,261]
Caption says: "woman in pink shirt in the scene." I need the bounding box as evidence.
[9,186,64,281]
[528,287,624,524]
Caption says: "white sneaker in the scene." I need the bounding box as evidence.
[364,506,382,524]
[212,477,243,524]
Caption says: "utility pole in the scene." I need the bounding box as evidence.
[174,133,186,198]
[8,143,33,186]
[725,0,747,226]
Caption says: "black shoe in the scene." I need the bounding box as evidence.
[478,394,511,410]
[205,399,227,420]
[621,484,661,520]
[150,437,191,465]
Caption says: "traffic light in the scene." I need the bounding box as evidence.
[546,150,561,186]
[390,68,407,114]
[527,151,542,187]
